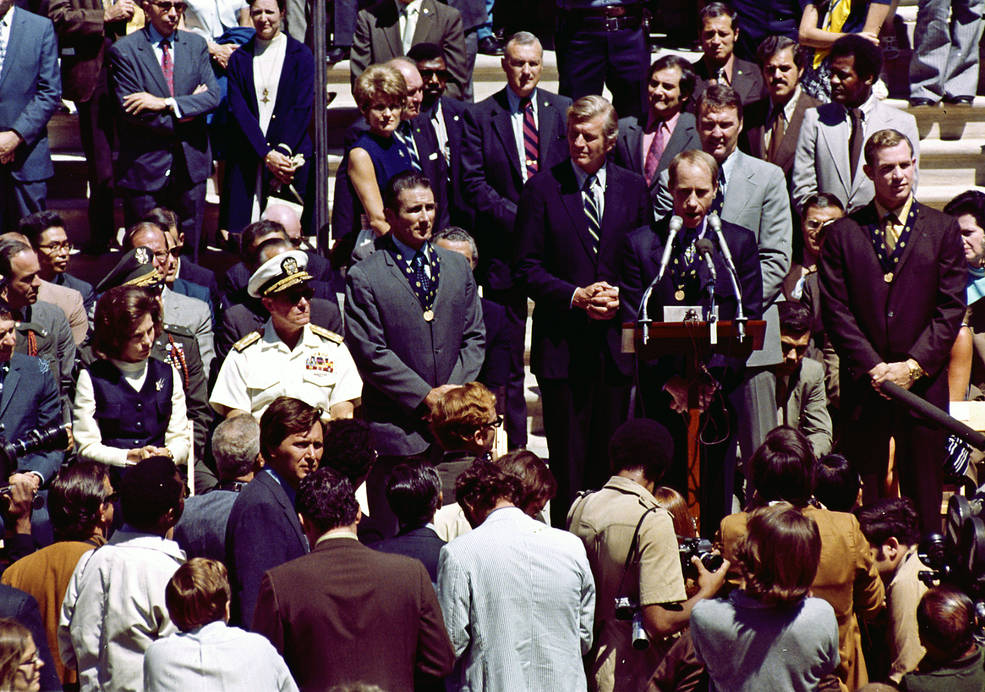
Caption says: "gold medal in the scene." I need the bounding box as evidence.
[674,290,685,301]
[884,272,894,283]
[423,309,434,322]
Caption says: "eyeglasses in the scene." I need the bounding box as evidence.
[418,69,449,80]
[152,248,181,263]
[279,285,314,304]
[37,241,73,254]
[18,652,41,672]
[480,415,504,429]
[152,1,187,10]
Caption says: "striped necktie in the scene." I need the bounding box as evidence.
[397,122,422,171]
[582,174,601,255]
[521,97,538,179]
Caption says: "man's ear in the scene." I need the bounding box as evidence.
[863,163,873,183]
[884,536,901,561]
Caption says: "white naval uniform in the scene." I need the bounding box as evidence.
[209,320,362,420]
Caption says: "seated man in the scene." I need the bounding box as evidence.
[369,462,445,582]
[773,301,833,457]
[901,587,985,690]
[253,468,455,690]
[224,397,320,627]
[437,460,596,691]
[17,211,95,317]
[857,497,929,684]
[173,415,261,562]
[58,457,186,692]
[210,249,360,422]
[568,419,728,692]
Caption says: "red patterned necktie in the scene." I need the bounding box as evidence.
[643,123,667,186]
[521,97,538,179]
[160,39,174,96]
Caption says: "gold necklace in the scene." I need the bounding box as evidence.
[256,33,282,105]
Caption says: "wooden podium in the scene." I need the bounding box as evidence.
[623,320,767,521]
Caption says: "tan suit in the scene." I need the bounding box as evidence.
[719,505,885,691]
[38,280,87,345]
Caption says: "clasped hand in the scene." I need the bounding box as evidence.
[573,281,619,320]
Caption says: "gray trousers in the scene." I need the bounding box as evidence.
[910,0,985,100]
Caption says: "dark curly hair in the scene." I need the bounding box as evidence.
[296,467,359,534]
[455,460,521,523]
[49,462,111,542]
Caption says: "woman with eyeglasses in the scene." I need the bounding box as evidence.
[0,619,45,692]
[344,64,414,246]
[72,286,191,469]
[222,0,314,238]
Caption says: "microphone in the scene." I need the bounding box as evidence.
[638,215,684,345]
[695,238,717,285]
[707,212,747,341]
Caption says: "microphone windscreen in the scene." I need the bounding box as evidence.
[695,238,715,254]
[707,212,722,232]
[668,215,684,234]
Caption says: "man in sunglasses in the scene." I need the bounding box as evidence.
[108,0,220,261]
[210,249,362,423]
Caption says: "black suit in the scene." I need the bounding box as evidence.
[515,160,648,525]
[425,96,471,228]
[689,57,765,111]
[370,525,445,582]
[0,584,62,692]
[612,112,701,205]
[225,470,308,628]
[461,86,571,448]
[819,200,966,530]
[620,216,763,534]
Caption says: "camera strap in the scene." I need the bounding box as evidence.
[616,505,659,601]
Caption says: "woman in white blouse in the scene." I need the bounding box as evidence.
[73,286,190,468]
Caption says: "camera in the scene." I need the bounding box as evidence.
[679,537,724,579]
[0,424,69,474]
[613,597,650,650]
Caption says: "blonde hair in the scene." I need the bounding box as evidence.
[430,382,496,449]
[353,64,407,112]
[567,95,618,145]
[165,558,231,631]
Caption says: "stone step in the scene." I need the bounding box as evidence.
[915,184,985,211]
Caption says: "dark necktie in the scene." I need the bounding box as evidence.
[397,122,422,171]
[582,175,601,255]
[160,39,174,96]
[848,107,863,179]
[767,108,786,161]
[521,97,539,179]
[643,123,667,187]
[411,249,431,305]
[711,168,726,214]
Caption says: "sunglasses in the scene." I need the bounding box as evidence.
[152,1,187,11]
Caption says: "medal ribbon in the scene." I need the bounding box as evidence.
[391,244,442,313]
[866,204,916,276]
[670,230,701,300]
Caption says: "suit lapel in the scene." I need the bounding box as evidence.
[261,472,307,548]
[559,164,597,262]
[622,120,643,173]
[891,201,924,279]
[379,2,402,57]
[774,94,814,171]
[820,107,853,195]
[656,117,691,179]
[536,92,560,163]
[380,238,421,304]
[0,9,25,93]
[411,0,435,45]
[138,27,172,96]
[0,361,20,421]
[491,91,522,180]
[722,152,758,220]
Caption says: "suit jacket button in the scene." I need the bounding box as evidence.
[888,311,895,318]
[165,169,171,177]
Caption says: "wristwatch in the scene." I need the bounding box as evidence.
[905,358,925,384]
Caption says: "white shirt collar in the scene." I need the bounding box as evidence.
[571,160,607,191]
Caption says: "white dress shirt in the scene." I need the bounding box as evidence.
[397,0,422,53]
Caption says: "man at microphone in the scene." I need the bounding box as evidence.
[621,149,762,535]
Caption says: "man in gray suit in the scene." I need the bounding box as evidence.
[655,83,791,478]
[345,170,485,540]
[350,0,469,100]
[792,35,919,214]
[613,54,701,207]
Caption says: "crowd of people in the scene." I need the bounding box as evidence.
[2,0,985,688]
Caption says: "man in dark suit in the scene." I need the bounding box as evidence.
[744,36,822,179]
[620,149,762,534]
[369,462,445,581]
[253,467,455,690]
[350,0,468,99]
[344,171,485,539]
[613,54,700,207]
[0,0,60,233]
[820,128,966,532]
[47,0,132,252]
[108,0,220,261]
[515,95,648,526]
[409,42,472,227]
[225,396,320,627]
[461,31,570,449]
[689,3,764,110]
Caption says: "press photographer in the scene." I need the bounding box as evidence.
[567,419,729,692]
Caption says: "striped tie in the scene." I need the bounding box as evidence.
[583,174,601,255]
[521,97,538,179]
[397,123,422,171]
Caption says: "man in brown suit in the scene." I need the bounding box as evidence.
[252,467,455,692]
[47,0,134,253]
[744,35,821,178]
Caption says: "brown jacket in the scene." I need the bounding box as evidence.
[719,505,885,691]
[252,536,455,692]
[47,0,127,102]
